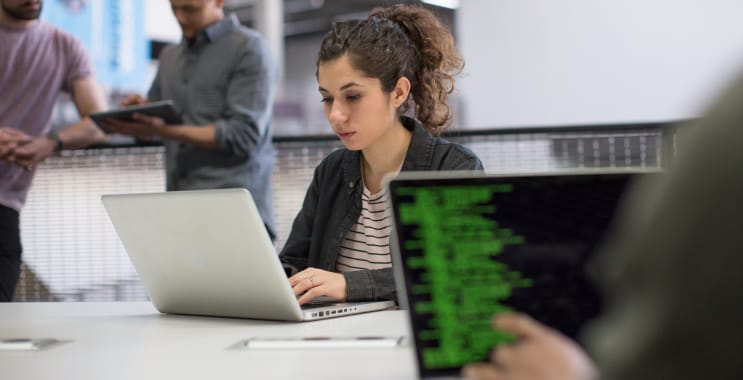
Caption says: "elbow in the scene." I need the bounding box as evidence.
[214,119,263,158]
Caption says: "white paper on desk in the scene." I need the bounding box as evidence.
[244,336,405,349]
[0,338,58,351]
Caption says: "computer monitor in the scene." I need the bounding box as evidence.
[387,169,657,379]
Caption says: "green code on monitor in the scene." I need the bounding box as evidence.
[395,184,533,369]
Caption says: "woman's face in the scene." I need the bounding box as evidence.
[317,55,400,151]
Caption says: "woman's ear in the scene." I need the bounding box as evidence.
[392,77,411,108]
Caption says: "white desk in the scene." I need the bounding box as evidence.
[0,302,417,379]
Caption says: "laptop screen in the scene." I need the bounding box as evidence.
[388,171,650,378]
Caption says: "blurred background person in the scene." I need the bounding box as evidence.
[462,71,743,380]
[0,0,108,301]
[103,0,278,239]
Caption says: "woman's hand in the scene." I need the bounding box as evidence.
[288,267,348,305]
[462,313,597,380]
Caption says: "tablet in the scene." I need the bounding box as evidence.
[90,100,182,127]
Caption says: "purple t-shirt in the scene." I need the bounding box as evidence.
[0,20,92,211]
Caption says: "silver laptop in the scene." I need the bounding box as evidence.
[386,169,657,379]
[102,188,394,321]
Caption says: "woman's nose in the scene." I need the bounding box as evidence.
[328,103,348,124]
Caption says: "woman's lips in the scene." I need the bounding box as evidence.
[336,131,356,140]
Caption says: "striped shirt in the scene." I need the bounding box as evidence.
[336,186,393,272]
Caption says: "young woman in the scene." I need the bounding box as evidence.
[280,4,484,305]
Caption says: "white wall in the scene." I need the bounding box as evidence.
[145,0,181,43]
[457,0,743,128]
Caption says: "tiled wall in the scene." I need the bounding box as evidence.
[13,126,667,301]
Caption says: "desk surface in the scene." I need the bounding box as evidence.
[0,302,417,380]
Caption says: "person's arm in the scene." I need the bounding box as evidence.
[288,256,397,304]
[342,268,397,302]
[103,114,220,149]
[280,160,358,306]
[279,164,322,274]
[209,35,276,157]
[289,268,348,305]
[0,128,31,162]
[10,76,107,169]
[101,87,218,148]
[103,36,276,154]
[57,75,108,148]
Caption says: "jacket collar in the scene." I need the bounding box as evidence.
[341,116,436,194]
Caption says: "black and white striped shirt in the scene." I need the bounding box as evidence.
[336,186,393,272]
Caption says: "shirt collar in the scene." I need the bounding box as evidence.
[342,116,436,193]
[204,13,239,42]
[185,13,239,47]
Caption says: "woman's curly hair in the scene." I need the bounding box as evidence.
[316,4,464,136]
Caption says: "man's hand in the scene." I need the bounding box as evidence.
[0,127,32,163]
[462,313,597,380]
[7,134,57,170]
[120,93,147,107]
[101,113,168,141]
[288,268,348,305]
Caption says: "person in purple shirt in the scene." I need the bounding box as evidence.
[0,0,107,301]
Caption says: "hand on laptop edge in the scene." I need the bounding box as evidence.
[289,267,348,305]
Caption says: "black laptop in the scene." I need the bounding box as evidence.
[387,169,655,379]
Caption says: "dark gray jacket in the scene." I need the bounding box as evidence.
[279,117,484,301]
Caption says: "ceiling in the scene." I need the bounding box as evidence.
[224,0,454,37]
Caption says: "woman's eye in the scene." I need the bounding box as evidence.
[346,94,360,102]
[320,97,332,104]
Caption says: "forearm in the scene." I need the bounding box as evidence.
[160,124,218,150]
[56,117,107,150]
[61,75,108,149]
[344,267,397,302]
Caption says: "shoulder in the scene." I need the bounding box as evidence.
[42,22,86,54]
[34,23,91,74]
[225,26,275,69]
[431,136,478,158]
[227,25,269,52]
[405,117,483,170]
[231,25,263,42]
[314,147,349,174]
[430,136,484,170]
